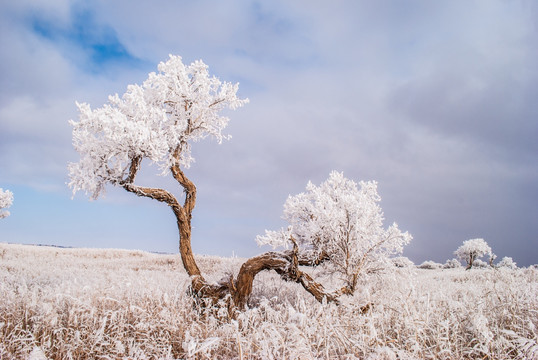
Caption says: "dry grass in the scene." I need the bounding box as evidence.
[0,243,537,359]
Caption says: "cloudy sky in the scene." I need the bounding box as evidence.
[1,0,537,266]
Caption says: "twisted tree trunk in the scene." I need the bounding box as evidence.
[121,155,338,309]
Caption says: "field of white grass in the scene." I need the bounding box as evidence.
[0,242,537,359]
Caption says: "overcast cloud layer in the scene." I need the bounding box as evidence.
[1,0,537,266]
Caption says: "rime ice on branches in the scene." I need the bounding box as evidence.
[0,188,14,219]
[257,171,412,294]
[68,55,248,200]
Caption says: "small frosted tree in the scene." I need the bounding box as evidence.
[454,238,492,270]
[257,171,412,297]
[0,188,13,219]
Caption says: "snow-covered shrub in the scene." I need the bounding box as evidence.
[256,171,412,292]
[257,171,412,294]
[392,256,415,268]
[497,256,517,269]
[443,258,462,269]
[0,188,13,219]
[418,260,442,269]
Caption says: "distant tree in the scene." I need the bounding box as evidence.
[497,256,517,269]
[454,238,492,270]
[0,188,13,219]
[257,171,412,297]
[69,55,411,309]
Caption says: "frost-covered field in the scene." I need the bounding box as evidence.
[1,243,537,359]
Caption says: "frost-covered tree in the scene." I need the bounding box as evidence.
[69,55,252,304]
[0,188,14,219]
[68,55,410,309]
[454,238,492,270]
[257,171,412,297]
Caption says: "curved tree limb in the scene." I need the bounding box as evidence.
[232,249,338,309]
[121,155,207,293]
[119,155,344,310]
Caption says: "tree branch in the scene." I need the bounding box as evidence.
[170,146,197,216]
[124,155,142,184]
[122,183,177,206]
[232,249,338,309]
[122,174,205,290]
[296,250,330,266]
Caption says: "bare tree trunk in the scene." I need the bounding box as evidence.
[466,253,476,270]
[121,155,340,310]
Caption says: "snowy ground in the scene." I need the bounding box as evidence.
[1,243,537,359]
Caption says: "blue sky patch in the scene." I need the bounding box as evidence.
[30,6,144,73]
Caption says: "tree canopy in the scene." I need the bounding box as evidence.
[68,55,248,199]
[257,171,412,293]
[0,188,13,219]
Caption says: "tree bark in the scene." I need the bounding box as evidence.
[232,250,338,308]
